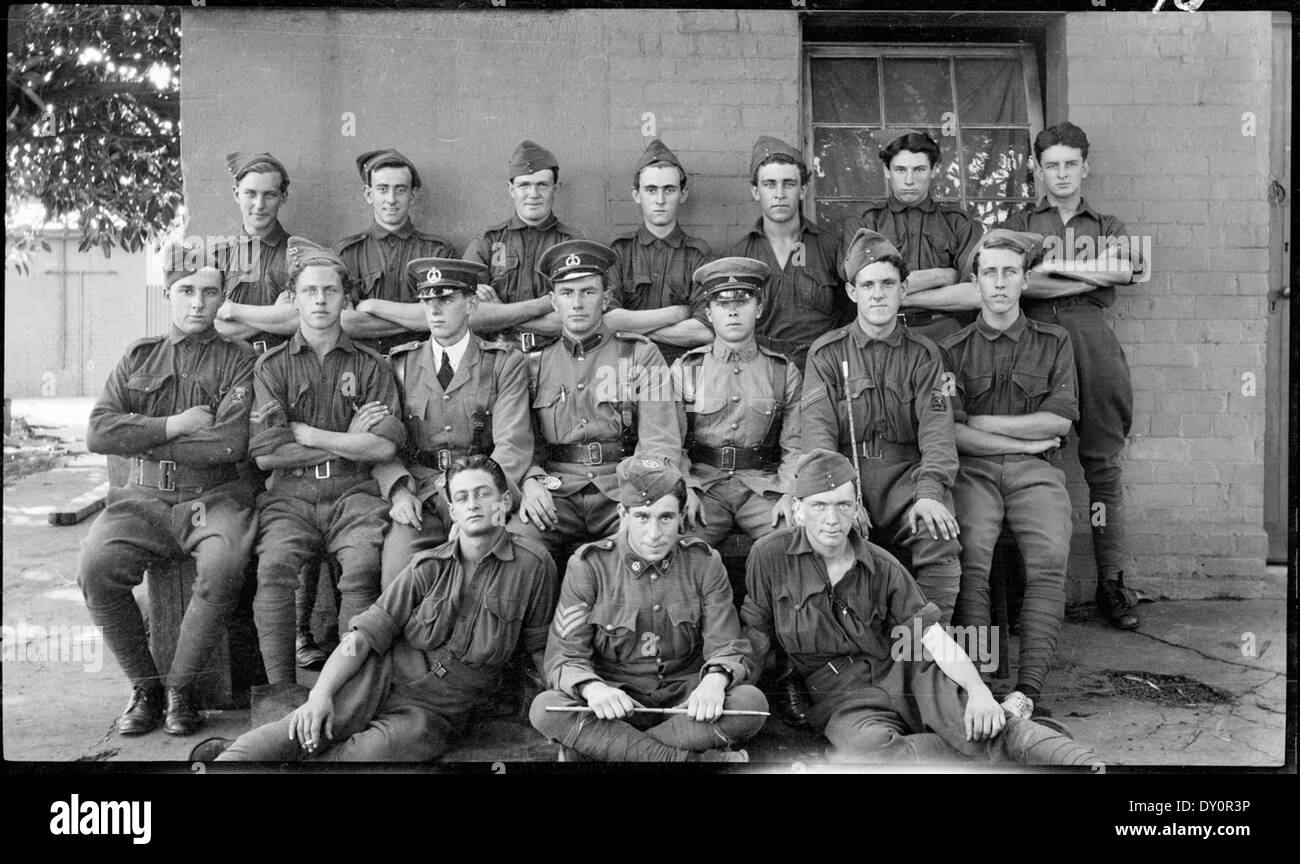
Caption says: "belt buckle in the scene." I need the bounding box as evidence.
[431,659,447,679]
[720,446,737,471]
[827,655,854,675]
[586,442,604,465]
[314,461,332,480]
[437,449,451,471]
[157,460,176,491]
[253,340,268,354]
[860,437,885,460]
[519,332,536,353]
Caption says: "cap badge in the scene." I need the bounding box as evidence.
[564,253,582,267]
[639,457,661,469]
[426,267,442,283]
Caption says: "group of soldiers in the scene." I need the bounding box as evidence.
[78,120,1140,766]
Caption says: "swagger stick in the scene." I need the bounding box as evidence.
[841,360,866,521]
[545,706,770,717]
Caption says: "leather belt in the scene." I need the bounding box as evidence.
[130,458,238,492]
[514,332,558,354]
[276,458,368,481]
[414,447,469,471]
[900,309,951,327]
[689,443,778,471]
[547,440,629,466]
[843,436,921,462]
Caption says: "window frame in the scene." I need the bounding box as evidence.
[801,42,1045,226]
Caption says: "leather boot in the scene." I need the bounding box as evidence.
[1003,717,1102,767]
[163,684,202,736]
[769,660,813,728]
[296,630,329,670]
[116,684,164,736]
[1097,575,1140,630]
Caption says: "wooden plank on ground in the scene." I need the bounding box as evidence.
[48,482,109,525]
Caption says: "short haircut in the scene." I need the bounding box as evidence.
[853,253,911,286]
[879,133,941,169]
[633,160,688,191]
[971,238,1033,275]
[751,153,810,187]
[1033,122,1090,163]
[512,167,559,185]
[288,260,348,292]
[445,454,509,496]
[234,159,290,194]
[364,158,419,189]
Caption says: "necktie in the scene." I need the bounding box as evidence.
[437,351,454,389]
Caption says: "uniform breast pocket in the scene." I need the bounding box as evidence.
[405,593,453,652]
[883,379,916,442]
[491,254,520,287]
[959,374,994,413]
[124,373,171,413]
[477,592,526,665]
[1011,369,1050,412]
[793,270,835,317]
[287,379,313,414]
[590,605,640,664]
[403,388,431,424]
[685,395,726,441]
[666,600,703,658]
[846,377,877,435]
[358,271,382,300]
[746,397,777,440]
[774,589,835,655]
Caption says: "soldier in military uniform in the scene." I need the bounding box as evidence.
[79,240,257,737]
[606,138,715,366]
[742,450,1101,766]
[516,240,684,568]
[375,257,538,588]
[529,457,767,762]
[247,237,406,686]
[940,229,1079,719]
[727,135,852,371]
[1002,122,1143,631]
[839,128,984,344]
[802,229,963,624]
[672,257,801,547]
[209,456,557,762]
[331,148,459,358]
[212,151,299,354]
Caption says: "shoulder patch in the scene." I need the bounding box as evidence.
[612,330,652,344]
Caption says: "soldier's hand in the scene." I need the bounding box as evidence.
[964,685,1005,743]
[685,487,707,530]
[770,493,795,528]
[288,691,335,754]
[216,299,236,322]
[907,497,959,541]
[390,487,423,529]
[686,674,728,722]
[1022,436,1062,455]
[475,283,502,304]
[170,405,215,437]
[288,422,317,447]
[348,401,389,434]
[520,478,558,530]
[583,682,638,721]
[853,503,873,534]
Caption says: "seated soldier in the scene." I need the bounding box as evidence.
[940,229,1078,720]
[247,237,405,687]
[742,449,1102,767]
[530,457,768,762]
[203,456,557,762]
[374,257,538,589]
[79,240,257,737]
[673,257,801,547]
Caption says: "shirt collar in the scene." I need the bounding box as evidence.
[783,527,876,604]
[167,325,221,345]
[746,215,821,238]
[1031,196,1102,222]
[561,327,607,357]
[429,330,472,370]
[850,319,904,348]
[244,220,288,247]
[289,328,357,353]
[637,223,684,248]
[616,531,675,578]
[429,527,517,563]
[369,219,415,241]
[710,339,759,362]
[974,311,1028,342]
[507,212,559,232]
[887,194,936,214]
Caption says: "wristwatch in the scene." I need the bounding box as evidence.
[702,663,733,685]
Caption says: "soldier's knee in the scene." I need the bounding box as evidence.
[825,716,904,761]
[720,685,768,739]
[529,689,576,739]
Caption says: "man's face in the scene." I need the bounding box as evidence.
[508,169,557,226]
[848,261,904,330]
[422,292,477,344]
[365,165,416,230]
[550,274,604,339]
[166,270,224,335]
[975,247,1027,316]
[621,493,683,563]
[884,149,937,204]
[1036,144,1088,201]
[233,170,286,233]
[447,468,510,537]
[751,162,805,224]
[292,265,346,331]
[705,295,761,343]
[793,481,857,557]
[633,165,687,229]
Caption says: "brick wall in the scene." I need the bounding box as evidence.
[1062,10,1272,598]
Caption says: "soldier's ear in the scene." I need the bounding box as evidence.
[792,499,806,527]
[1080,159,1090,180]
[678,187,689,205]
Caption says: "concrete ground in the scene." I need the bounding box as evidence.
[2,398,1289,768]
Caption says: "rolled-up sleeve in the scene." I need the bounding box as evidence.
[350,563,431,657]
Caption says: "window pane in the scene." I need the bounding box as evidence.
[812,199,861,234]
[812,127,887,199]
[881,57,952,125]
[810,58,880,125]
[954,59,1027,124]
[971,200,1021,227]
[961,128,1032,200]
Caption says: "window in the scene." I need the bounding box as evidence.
[802,44,1045,230]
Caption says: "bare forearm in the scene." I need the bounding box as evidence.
[341,309,419,338]
[310,429,397,462]
[649,318,714,347]
[1021,272,1098,299]
[214,319,261,341]
[469,296,553,332]
[355,300,429,331]
[905,268,959,292]
[254,443,336,470]
[954,423,1040,456]
[311,631,371,699]
[903,281,982,311]
[969,412,1071,440]
[604,306,690,334]
[223,301,300,335]
[922,624,987,694]
[516,312,563,336]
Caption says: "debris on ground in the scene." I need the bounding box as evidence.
[1104,671,1231,707]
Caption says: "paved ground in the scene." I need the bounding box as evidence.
[2,398,1289,769]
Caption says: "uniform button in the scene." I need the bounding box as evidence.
[443,425,452,432]
[734,367,742,375]
[731,395,740,403]
[576,383,585,390]
[442,395,450,401]
[580,418,588,425]
[730,422,739,430]
[632,562,640,571]
[650,574,657,581]
[587,472,595,479]
[181,372,189,379]
[605,625,614,631]
[653,604,661,611]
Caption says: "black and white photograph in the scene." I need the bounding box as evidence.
[3,0,1293,804]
